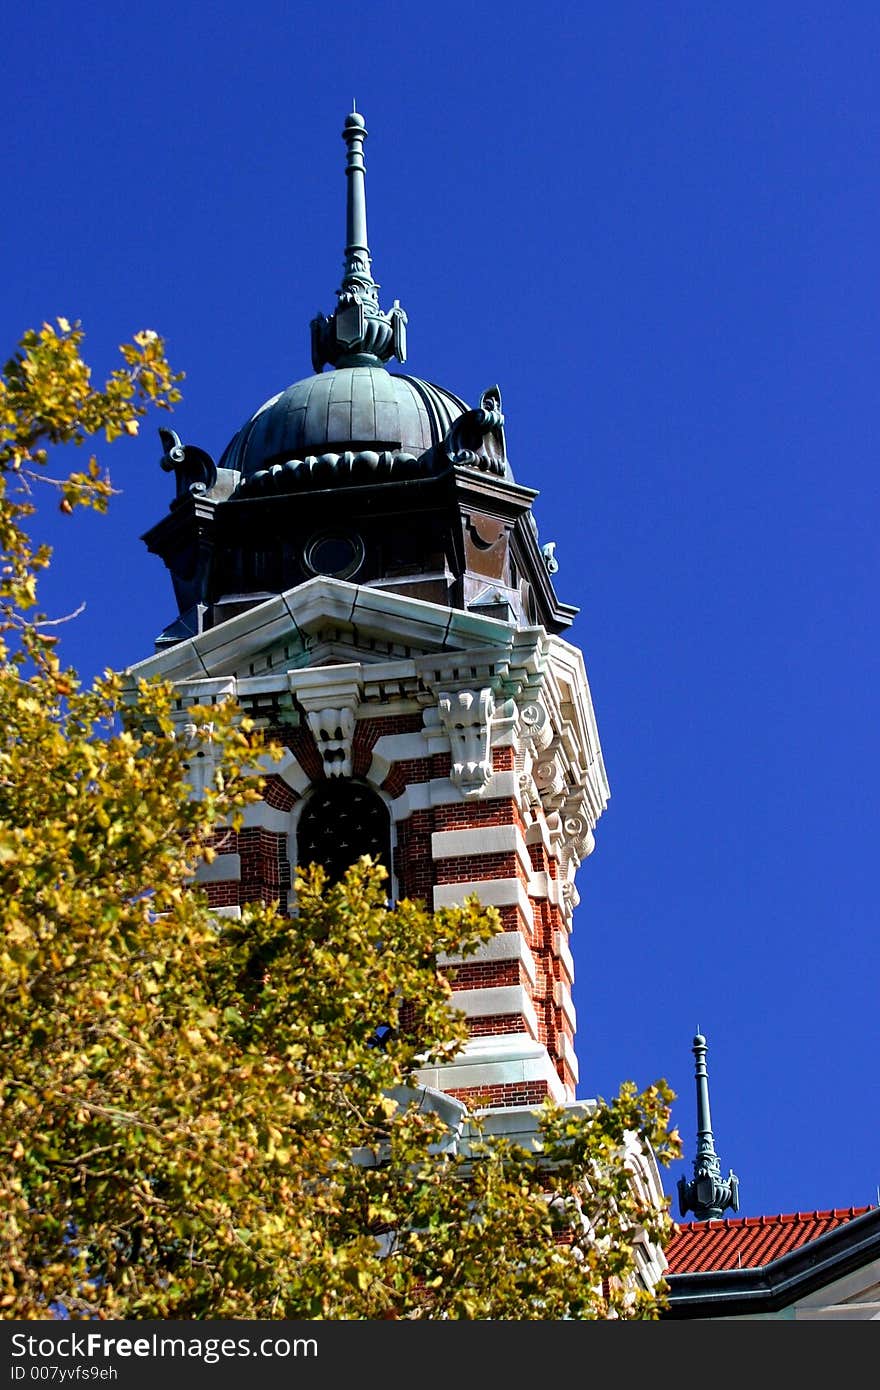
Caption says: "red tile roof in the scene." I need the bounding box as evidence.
[664,1207,874,1274]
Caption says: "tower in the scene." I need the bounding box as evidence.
[126,108,611,1114]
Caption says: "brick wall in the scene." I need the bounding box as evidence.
[233,710,577,1107]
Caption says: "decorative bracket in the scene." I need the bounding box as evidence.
[175,719,218,799]
[561,807,595,863]
[158,427,217,506]
[518,696,554,752]
[438,687,496,796]
[442,386,509,475]
[306,706,356,779]
[533,751,566,801]
[289,666,363,781]
[541,541,559,574]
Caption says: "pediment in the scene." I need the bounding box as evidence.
[127,576,527,686]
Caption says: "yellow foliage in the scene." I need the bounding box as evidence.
[0,318,681,1321]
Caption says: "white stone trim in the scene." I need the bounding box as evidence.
[210,905,242,920]
[258,747,311,794]
[432,878,534,932]
[545,876,566,907]
[427,772,521,806]
[236,671,296,697]
[126,578,521,686]
[371,731,433,764]
[431,824,532,880]
[288,663,362,707]
[558,1030,580,1085]
[387,780,432,819]
[360,696,425,717]
[438,931,537,988]
[384,772,521,821]
[529,869,549,899]
[450,985,539,1039]
[552,929,575,983]
[204,608,300,667]
[238,801,291,833]
[553,979,578,1031]
[525,816,555,854]
[359,657,418,693]
[544,633,611,824]
[416,1033,566,1103]
[171,677,237,706]
[195,853,241,884]
[474,1102,597,1149]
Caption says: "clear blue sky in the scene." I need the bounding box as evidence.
[5,2,879,1222]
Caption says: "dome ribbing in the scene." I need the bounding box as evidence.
[219,367,469,479]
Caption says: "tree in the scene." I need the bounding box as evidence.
[0,321,681,1320]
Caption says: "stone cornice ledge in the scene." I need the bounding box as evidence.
[126,577,533,684]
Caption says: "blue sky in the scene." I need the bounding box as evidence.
[4,2,879,1221]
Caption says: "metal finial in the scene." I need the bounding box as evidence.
[340,104,372,295]
[310,108,408,372]
[677,1032,739,1222]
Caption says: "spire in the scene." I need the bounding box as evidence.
[340,103,374,297]
[310,106,407,372]
[677,1030,740,1221]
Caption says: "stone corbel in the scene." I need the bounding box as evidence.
[306,706,356,778]
[561,808,596,864]
[517,769,542,818]
[560,875,581,920]
[288,666,363,780]
[176,719,218,799]
[554,807,593,917]
[533,751,567,802]
[438,687,496,796]
[164,679,238,800]
[544,809,562,844]
[518,696,554,753]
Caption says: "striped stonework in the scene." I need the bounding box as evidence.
[126,578,609,1109]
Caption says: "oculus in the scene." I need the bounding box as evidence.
[303,529,365,580]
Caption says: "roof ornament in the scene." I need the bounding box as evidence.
[541,540,559,574]
[678,1030,740,1221]
[158,427,217,507]
[441,385,508,475]
[310,106,408,372]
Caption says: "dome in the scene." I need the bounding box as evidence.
[219,366,469,480]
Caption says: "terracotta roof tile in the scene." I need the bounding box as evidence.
[664,1207,874,1274]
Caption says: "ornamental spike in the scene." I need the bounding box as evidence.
[310,107,407,372]
[677,1031,740,1221]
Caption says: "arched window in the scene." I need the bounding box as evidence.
[296,780,391,886]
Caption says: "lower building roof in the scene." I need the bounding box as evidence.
[663,1205,880,1319]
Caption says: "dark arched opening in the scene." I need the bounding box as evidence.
[296,780,392,886]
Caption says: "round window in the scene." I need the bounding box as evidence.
[304,530,364,580]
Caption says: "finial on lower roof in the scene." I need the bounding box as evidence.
[310,107,407,372]
[677,1031,740,1221]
